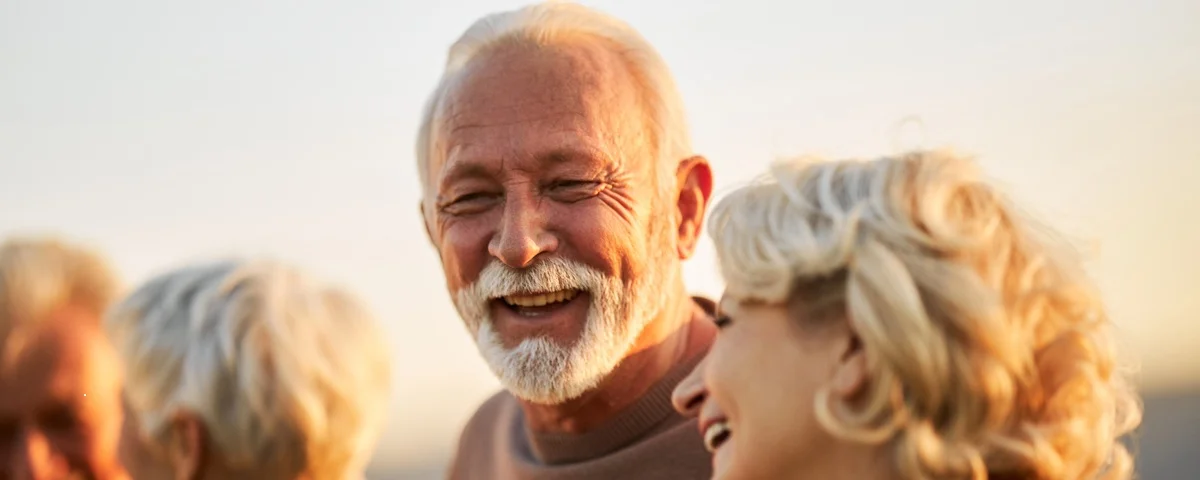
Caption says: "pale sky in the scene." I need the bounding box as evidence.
[2,0,1197,470]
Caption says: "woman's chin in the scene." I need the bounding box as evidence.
[712,437,736,479]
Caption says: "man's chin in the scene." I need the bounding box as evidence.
[502,373,604,405]
[476,329,622,405]
[468,291,649,405]
[481,336,582,404]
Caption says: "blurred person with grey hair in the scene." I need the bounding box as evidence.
[0,236,128,480]
[104,260,391,480]
[417,1,717,478]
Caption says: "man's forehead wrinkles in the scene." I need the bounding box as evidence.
[445,104,589,135]
[442,78,604,128]
[441,144,607,182]
[447,116,578,138]
[442,116,606,167]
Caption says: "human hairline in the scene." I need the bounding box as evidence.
[105,259,392,480]
[415,2,692,210]
[0,236,120,338]
[422,38,668,200]
[708,150,1141,479]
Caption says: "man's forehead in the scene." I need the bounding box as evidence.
[428,41,648,189]
[438,40,643,140]
[439,136,612,181]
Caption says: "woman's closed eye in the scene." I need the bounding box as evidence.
[714,315,733,329]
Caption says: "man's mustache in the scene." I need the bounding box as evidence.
[469,258,598,300]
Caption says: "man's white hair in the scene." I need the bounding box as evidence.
[416,0,692,203]
[105,260,392,480]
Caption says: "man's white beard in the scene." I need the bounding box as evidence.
[452,257,661,404]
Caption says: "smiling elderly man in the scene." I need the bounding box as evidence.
[417,2,718,479]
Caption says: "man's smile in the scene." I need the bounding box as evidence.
[502,289,581,308]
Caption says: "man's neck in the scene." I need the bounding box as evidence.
[519,287,716,434]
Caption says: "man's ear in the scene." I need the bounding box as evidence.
[167,413,207,480]
[673,155,714,260]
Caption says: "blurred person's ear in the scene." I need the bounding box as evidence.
[167,413,207,480]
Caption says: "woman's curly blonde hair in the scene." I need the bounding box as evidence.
[707,150,1141,479]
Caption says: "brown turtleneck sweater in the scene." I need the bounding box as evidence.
[447,301,714,480]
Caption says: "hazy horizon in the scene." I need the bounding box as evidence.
[3,0,1197,472]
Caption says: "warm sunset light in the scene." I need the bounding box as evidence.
[3,1,1196,478]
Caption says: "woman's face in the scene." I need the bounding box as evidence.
[693,297,850,479]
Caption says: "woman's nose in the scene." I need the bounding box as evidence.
[671,355,709,417]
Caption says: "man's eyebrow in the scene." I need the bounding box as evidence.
[543,148,588,164]
[539,146,613,169]
[439,159,495,188]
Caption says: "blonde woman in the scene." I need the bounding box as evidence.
[672,150,1140,479]
[105,260,391,480]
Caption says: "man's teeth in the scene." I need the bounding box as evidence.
[703,421,731,453]
[503,290,579,307]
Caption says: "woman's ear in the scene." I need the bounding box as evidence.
[167,413,207,480]
[829,332,867,399]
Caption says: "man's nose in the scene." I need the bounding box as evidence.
[671,356,709,418]
[488,196,557,268]
[7,429,58,480]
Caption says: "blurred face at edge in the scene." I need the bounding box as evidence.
[0,308,127,480]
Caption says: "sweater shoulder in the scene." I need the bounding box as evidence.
[464,390,517,438]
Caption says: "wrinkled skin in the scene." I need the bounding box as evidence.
[426,39,665,350]
[423,38,715,432]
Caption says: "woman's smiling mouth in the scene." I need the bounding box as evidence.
[701,418,731,453]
